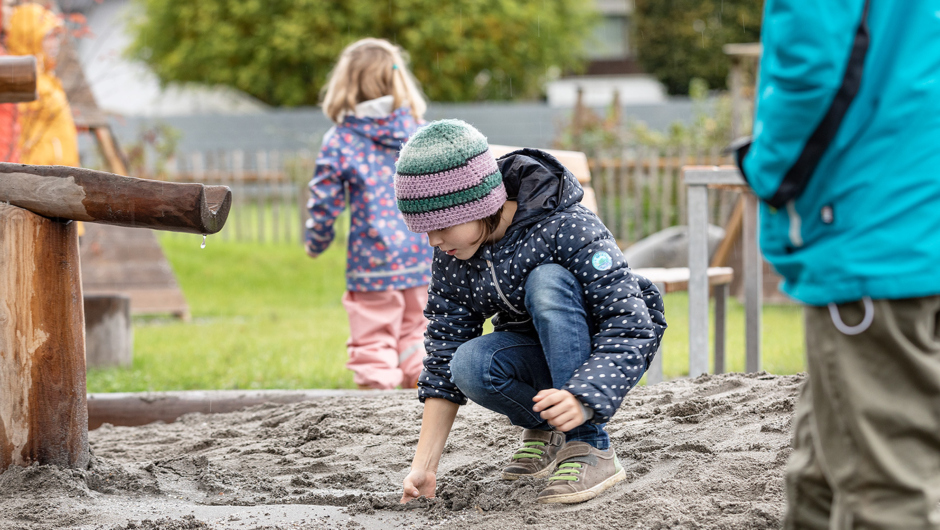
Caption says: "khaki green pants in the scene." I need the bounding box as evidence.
[785,296,940,530]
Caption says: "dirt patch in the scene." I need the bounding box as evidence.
[0,372,804,529]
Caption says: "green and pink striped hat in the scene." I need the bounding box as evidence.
[394,119,506,233]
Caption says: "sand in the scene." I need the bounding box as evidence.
[0,371,803,529]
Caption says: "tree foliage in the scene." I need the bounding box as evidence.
[127,0,596,106]
[633,0,763,95]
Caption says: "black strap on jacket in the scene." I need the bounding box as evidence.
[738,0,871,209]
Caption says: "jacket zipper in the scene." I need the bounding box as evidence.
[486,259,524,314]
[786,200,804,248]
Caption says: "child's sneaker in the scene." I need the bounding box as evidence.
[501,429,565,480]
[536,441,626,504]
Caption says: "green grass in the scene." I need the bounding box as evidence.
[648,292,806,384]
[86,233,353,392]
[86,233,806,393]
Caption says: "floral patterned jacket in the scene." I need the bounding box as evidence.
[305,106,432,292]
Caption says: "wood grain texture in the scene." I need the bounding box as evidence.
[0,163,231,234]
[0,56,37,103]
[0,203,89,470]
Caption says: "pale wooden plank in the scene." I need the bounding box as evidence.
[743,193,763,372]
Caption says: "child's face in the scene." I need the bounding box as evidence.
[427,221,485,260]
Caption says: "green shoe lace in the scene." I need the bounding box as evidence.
[548,462,582,481]
[512,441,547,460]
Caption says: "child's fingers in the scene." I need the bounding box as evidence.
[531,388,556,403]
[400,488,415,503]
[538,399,572,421]
[553,409,585,431]
[545,406,580,428]
[532,390,564,412]
[401,477,421,503]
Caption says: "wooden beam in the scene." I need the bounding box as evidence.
[93,126,128,176]
[0,203,89,470]
[0,56,37,103]
[0,162,232,234]
[710,195,745,267]
[86,389,406,430]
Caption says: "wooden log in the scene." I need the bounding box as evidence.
[0,202,89,470]
[0,56,38,103]
[0,162,231,234]
[83,294,132,368]
[87,389,406,430]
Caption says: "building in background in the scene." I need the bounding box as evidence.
[546,0,666,107]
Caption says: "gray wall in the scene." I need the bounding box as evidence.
[101,100,699,164]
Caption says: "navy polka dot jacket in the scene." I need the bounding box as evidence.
[419,148,667,424]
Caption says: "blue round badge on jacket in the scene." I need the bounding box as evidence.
[592,251,612,271]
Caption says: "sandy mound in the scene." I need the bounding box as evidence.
[0,371,803,529]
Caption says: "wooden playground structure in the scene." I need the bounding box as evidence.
[0,54,232,470]
[0,162,231,470]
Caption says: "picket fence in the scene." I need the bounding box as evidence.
[151,147,739,246]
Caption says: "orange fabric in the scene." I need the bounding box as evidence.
[8,4,78,167]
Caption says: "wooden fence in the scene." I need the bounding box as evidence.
[149,147,738,246]
[591,146,738,244]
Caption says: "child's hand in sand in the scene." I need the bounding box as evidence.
[401,469,436,503]
[532,389,586,432]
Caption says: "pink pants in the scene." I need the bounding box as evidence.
[341,286,429,390]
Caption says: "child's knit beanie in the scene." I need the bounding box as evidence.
[394,119,506,233]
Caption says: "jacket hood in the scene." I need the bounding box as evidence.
[496,148,584,234]
[340,106,416,149]
[8,4,60,71]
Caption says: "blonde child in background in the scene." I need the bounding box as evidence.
[305,38,432,390]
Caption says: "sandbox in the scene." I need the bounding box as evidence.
[0,371,800,530]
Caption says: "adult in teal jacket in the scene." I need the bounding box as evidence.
[736,1,940,528]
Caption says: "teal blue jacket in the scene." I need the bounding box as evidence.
[738,0,940,305]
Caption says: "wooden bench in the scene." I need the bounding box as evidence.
[684,166,762,376]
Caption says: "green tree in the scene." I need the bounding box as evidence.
[633,0,763,95]
[127,0,596,106]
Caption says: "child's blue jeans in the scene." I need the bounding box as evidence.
[450,264,609,450]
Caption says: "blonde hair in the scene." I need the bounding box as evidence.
[321,38,427,124]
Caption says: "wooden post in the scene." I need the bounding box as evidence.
[743,193,763,372]
[0,56,38,103]
[687,182,710,377]
[84,294,132,368]
[714,283,728,373]
[0,162,231,471]
[0,203,89,470]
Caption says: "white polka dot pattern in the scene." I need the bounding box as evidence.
[416,149,668,425]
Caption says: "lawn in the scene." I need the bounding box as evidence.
[85,233,806,393]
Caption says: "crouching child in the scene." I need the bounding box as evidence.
[396,120,667,504]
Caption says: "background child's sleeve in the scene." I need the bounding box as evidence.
[549,210,667,424]
[417,274,485,405]
[304,131,346,257]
